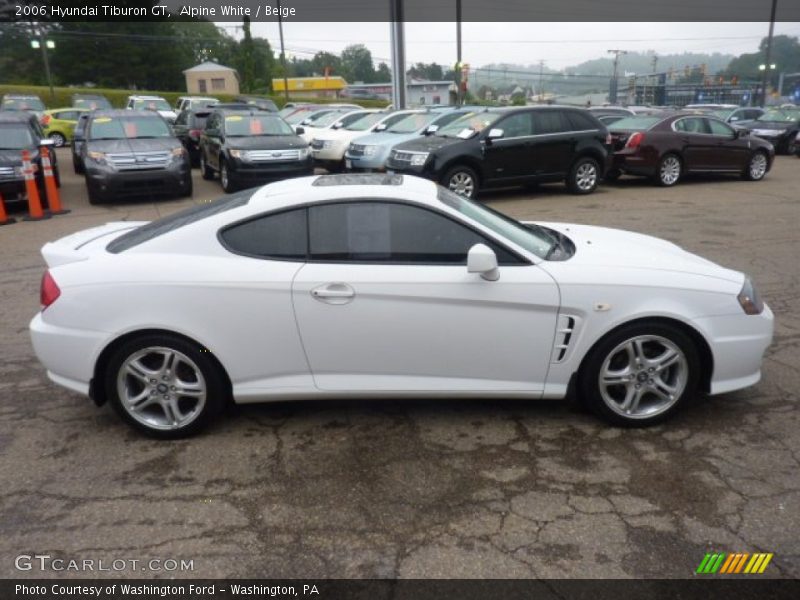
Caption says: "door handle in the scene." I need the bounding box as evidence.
[311,283,355,304]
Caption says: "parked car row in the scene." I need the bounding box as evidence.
[0,111,59,208]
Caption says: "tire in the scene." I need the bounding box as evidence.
[787,140,797,155]
[566,156,600,194]
[73,157,84,175]
[742,151,768,181]
[441,165,479,199]
[86,178,104,205]
[104,333,227,439]
[578,321,700,427]
[605,168,621,182]
[654,153,682,187]
[181,173,193,198]
[49,132,66,148]
[220,159,237,193]
[200,151,214,181]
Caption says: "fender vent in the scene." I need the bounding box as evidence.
[552,315,577,363]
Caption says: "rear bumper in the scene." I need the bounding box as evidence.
[613,151,655,176]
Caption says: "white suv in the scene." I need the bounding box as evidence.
[125,95,177,123]
[175,96,218,112]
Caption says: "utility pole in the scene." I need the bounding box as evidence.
[455,0,462,105]
[607,49,627,104]
[277,0,289,102]
[538,60,545,103]
[759,0,778,107]
[389,0,406,109]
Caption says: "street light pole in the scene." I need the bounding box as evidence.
[276,0,289,102]
[607,49,628,104]
[759,0,778,107]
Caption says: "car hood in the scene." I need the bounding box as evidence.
[393,135,465,153]
[313,128,373,143]
[531,221,744,285]
[86,138,182,152]
[0,148,38,166]
[745,121,795,131]
[226,135,307,150]
[350,130,420,148]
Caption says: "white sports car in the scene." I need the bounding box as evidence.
[30,174,773,437]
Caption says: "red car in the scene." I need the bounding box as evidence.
[608,113,774,186]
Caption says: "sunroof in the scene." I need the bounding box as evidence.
[312,174,403,186]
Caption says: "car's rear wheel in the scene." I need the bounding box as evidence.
[220,159,237,193]
[49,132,66,148]
[442,165,479,199]
[655,153,682,186]
[579,322,700,427]
[200,152,214,180]
[742,151,768,181]
[105,334,226,439]
[567,156,600,194]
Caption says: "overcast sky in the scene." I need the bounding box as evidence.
[238,22,800,70]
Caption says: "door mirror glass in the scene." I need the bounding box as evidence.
[730,116,739,121]
[467,244,500,281]
[487,128,504,140]
[425,124,439,135]
[332,121,344,129]
[295,126,305,135]
[374,123,387,131]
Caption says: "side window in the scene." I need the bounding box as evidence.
[532,111,569,135]
[564,110,599,130]
[496,112,533,138]
[308,202,520,264]
[175,111,187,126]
[707,119,734,136]
[220,208,308,260]
[674,117,710,134]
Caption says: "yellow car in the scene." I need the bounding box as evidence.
[40,107,89,147]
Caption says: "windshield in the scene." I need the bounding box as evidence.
[74,96,112,110]
[224,114,294,136]
[757,109,799,122]
[89,116,172,140]
[437,111,500,139]
[387,112,439,133]
[2,97,45,111]
[609,116,662,131]
[437,186,555,259]
[285,109,317,124]
[301,110,337,125]
[0,124,34,149]
[132,98,171,112]
[710,109,733,120]
[307,111,347,128]
[345,112,386,131]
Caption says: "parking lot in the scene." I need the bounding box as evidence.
[1,149,798,579]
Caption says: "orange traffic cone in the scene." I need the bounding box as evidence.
[0,192,16,226]
[40,146,69,215]
[21,149,50,221]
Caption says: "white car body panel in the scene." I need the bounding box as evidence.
[310,111,417,162]
[29,176,774,409]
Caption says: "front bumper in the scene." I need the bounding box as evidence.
[311,141,348,162]
[229,157,314,184]
[693,304,774,395]
[0,177,27,203]
[343,150,389,171]
[85,160,190,198]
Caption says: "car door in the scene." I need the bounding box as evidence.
[529,109,575,177]
[672,116,715,170]
[291,200,560,392]
[480,111,534,183]
[704,118,748,170]
[204,113,223,170]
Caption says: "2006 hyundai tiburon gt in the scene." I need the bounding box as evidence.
[30,174,773,438]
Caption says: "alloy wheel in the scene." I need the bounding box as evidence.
[50,133,66,148]
[597,335,688,419]
[449,171,475,197]
[749,153,767,180]
[575,162,598,191]
[660,156,681,185]
[116,346,207,431]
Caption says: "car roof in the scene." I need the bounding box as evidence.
[3,94,41,99]
[214,109,282,116]
[248,174,437,205]
[92,109,161,118]
[128,95,167,100]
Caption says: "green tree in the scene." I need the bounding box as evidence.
[408,62,444,81]
[311,51,341,77]
[375,62,391,83]
[236,16,256,93]
[724,35,800,87]
[340,44,375,83]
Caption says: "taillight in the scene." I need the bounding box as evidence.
[625,131,644,149]
[189,129,202,139]
[40,115,51,126]
[40,270,60,309]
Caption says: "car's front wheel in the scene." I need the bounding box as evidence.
[105,334,227,438]
[567,156,600,194]
[442,165,479,199]
[579,322,700,426]
[742,151,768,181]
[199,151,214,181]
[655,153,682,187]
[220,159,237,193]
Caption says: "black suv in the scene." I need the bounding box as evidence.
[199,109,313,192]
[386,106,611,197]
[80,110,191,204]
[0,111,58,208]
[173,108,213,166]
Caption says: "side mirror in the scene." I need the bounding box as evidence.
[39,138,55,147]
[424,124,439,135]
[730,116,739,122]
[295,126,305,135]
[374,123,387,131]
[487,128,504,140]
[467,244,500,281]
[332,121,344,129]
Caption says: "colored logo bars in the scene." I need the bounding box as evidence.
[696,552,773,574]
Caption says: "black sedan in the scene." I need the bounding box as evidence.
[738,107,800,154]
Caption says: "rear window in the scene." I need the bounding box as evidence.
[107,191,252,253]
[609,116,662,131]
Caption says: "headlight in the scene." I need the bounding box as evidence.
[737,276,764,315]
[171,147,187,160]
[87,151,107,165]
[229,149,245,160]
[410,152,429,166]
[298,147,310,160]
[363,145,377,157]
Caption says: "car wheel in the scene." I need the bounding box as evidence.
[181,174,193,198]
[85,178,104,205]
[579,322,700,427]
[220,159,237,193]
[655,154,682,187]
[442,165,479,199]
[73,157,84,175]
[200,152,214,181]
[105,333,226,439]
[567,156,600,194]
[787,141,797,155]
[49,132,66,148]
[742,151,768,181]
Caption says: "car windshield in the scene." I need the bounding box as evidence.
[609,116,662,131]
[89,116,172,140]
[437,187,555,259]
[308,111,347,128]
[301,110,337,125]
[74,97,112,110]
[285,109,317,124]
[345,112,386,131]
[757,109,799,122]
[387,112,439,133]
[436,111,500,139]
[710,109,733,120]
[0,124,34,149]
[2,97,45,111]
[224,114,294,136]
[132,98,171,112]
